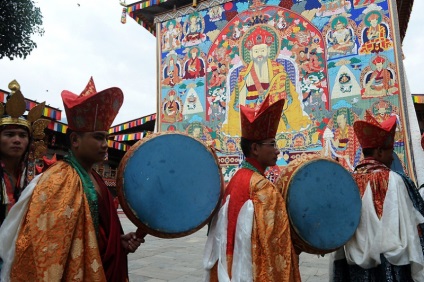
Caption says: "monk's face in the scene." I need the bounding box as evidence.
[251,44,269,64]
[0,127,29,161]
[253,138,280,169]
[71,131,109,166]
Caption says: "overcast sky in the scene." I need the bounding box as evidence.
[0,0,422,125]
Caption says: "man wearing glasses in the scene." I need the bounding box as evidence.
[204,96,300,281]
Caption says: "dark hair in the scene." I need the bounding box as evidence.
[362,148,376,158]
[240,137,255,157]
[65,129,85,149]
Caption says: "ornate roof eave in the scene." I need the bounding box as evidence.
[396,0,414,42]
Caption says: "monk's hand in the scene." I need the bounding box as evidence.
[121,232,144,254]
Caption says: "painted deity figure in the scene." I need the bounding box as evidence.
[372,99,392,123]
[329,108,360,171]
[162,19,181,51]
[208,5,224,22]
[161,89,183,123]
[327,16,355,57]
[359,11,393,54]
[223,25,311,136]
[162,52,182,87]
[184,47,205,79]
[364,56,397,97]
[182,13,206,46]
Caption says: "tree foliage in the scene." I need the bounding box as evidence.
[0,0,44,60]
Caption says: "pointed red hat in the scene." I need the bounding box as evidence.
[353,110,397,149]
[61,77,123,131]
[244,26,274,50]
[240,95,285,141]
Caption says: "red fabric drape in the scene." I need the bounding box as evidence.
[93,172,129,282]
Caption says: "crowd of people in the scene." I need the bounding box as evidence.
[0,77,423,281]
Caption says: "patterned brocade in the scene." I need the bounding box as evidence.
[353,159,390,219]
[250,173,300,282]
[11,161,106,281]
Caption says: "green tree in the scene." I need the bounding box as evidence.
[0,0,44,60]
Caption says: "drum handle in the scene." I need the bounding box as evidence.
[136,228,148,239]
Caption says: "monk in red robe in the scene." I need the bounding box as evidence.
[204,95,301,281]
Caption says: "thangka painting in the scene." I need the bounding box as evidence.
[156,0,409,181]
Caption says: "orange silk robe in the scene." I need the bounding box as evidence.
[10,161,107,281]
[208,159,300,281]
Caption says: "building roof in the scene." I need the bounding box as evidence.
[126,0,414,41]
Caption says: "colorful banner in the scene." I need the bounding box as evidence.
[112,132,145,141]
[0,91,7,103]
[109,113,156,133]
[107,140,129,151]
[25,101,62,120]
[121,7,127,24]
[25,100,62,120]
[0,90,62,120]
[412,95,424,104]
[47,121,68,133]
[127,0,170,12]
[154,0,413,181]
[126,0,171,35]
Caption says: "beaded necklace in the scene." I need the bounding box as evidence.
[240,160,262,175]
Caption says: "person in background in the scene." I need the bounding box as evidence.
[0,80,47,226]
[331,110,424,281]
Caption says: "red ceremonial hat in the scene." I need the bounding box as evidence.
[372,56,385,65]
[61,77,123,132]
[353,110,397,149]
[240,95,285,141]
[244,26,274,50]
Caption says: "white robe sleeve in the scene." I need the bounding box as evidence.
[203,195,231,282]
[231,200,254,282]
[0,174,41,282]
[345,172,424,281]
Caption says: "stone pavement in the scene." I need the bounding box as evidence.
[120,213,330,282]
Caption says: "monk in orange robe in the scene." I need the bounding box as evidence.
[0,77,144,281]
[204,96,301,281]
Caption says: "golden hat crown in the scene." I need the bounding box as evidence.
[0,80,50,139]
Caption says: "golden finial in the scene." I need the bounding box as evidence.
[8,79,20,94]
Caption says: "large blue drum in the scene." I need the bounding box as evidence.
[117,132,223,238]
[275,157,361,254]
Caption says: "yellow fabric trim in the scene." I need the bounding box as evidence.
[11,161,106,281]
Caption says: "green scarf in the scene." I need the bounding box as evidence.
[64,151,99,236]
[240,160,262,174]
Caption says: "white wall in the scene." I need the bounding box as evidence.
[404,72,424,186]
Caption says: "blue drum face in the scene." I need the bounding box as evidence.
[121,133,222,238]
[287,159,361,251]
